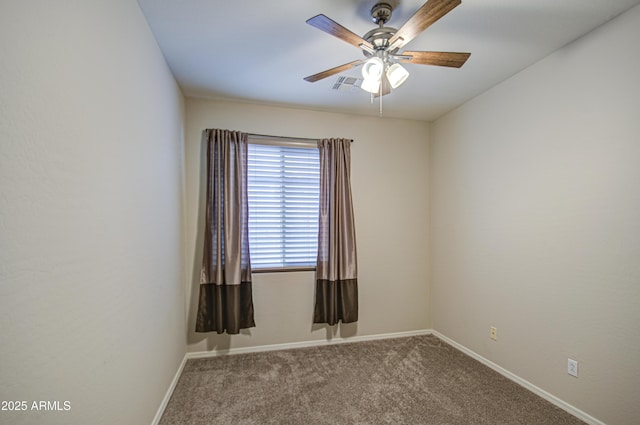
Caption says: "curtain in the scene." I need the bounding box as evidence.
[314,138,358,325]
[196,129,255,334]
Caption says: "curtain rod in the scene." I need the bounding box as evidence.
[248,133,353,143]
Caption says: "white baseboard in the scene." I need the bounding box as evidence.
[186,329,433,359]
[431,330,605,425]
[151,355,188,425]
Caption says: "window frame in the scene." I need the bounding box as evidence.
[247,135,320,273]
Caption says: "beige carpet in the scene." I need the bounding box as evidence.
[160,335,586,424]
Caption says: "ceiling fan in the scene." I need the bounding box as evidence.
[304,0,470,97]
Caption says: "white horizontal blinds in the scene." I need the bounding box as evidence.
[247,142,320,269]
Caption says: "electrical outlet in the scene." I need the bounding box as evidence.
[490,326,497,341]
[568,358,578,377]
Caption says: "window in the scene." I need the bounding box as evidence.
[247,141,320,270]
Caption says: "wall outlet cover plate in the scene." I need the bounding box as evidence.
[568,358,579,377]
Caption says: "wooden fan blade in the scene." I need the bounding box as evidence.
[374,73,392,98]
[304,60,364,83]
[388,0,461,49]
[400,51,470,68]
[306,14,374,51]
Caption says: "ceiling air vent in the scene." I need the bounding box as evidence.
[331,76,363,92]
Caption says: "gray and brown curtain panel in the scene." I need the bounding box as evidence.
[314,138,358,325]
[196,129,255,334]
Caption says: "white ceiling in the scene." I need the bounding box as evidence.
[137,0,640,122]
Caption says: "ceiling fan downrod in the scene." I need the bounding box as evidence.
[363,3,403,57]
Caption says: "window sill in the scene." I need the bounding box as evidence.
[252,267,316,274]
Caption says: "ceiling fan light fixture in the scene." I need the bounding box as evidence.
[361,57,384,81]
[386,63,409,88]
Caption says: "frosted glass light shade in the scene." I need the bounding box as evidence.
[360,77,381,93]
[386,63,409,88]
[362,57,384,81]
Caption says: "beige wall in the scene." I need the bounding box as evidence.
[0,1,186,424]
[184,98,430,352]
[430,5,640,425]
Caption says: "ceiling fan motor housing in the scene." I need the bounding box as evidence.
[362,27,398,58]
